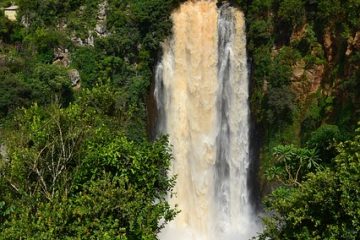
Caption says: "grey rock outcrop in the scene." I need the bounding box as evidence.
[53,48,70,67]
[0,144,8,163]
[70,1,108,47]
[95,1,108,37]
[68,69,81,89]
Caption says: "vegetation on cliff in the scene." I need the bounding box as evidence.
[237,0,359,238]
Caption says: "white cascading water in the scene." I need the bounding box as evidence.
[155,1,260,239]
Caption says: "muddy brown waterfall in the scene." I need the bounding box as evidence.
[155,1,260,239]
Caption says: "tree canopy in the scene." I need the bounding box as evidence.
[258,124,360,239]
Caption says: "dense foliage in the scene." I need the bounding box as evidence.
[0,0,185,239]
[236,0,359,238]
[258,125,360,239]
[244,0,359,135]
[0,102,176,239]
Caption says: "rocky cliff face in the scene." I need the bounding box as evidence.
[284,22,358,109]
[248,3,360,198]
[53,48,70,67]
[346,31,360,56]
[291,60,324,101]
[73,0,109,46]
[95,0,108,37]
[68,69,81,89]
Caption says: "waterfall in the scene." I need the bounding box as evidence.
[155,1,260,239]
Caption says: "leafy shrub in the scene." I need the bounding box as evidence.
[306,124,343,165]
[0,102,177,239]
[266,85,296,128]
[258,126,360,240]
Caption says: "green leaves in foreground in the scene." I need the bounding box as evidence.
[258,125,360,240]
[0,103,177,239]
[265,144,320,186]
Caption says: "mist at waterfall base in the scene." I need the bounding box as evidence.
[155,1,261,239]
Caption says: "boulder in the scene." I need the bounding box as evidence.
[53,48,70,67]
[68,69,81,89]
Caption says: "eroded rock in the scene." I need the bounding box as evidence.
[68,69,81,89]
[95,1,108,37]
[290,24,307,43]
[323,27,334,62]
[292,60,324,100]
[305,64,324,93]
[0,144,8,163]
[346,31,360,56]
[53,48,70,67]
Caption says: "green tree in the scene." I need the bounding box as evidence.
[0,102,177,239]
[266,85,296,128]
[306,124,344,165]
[258,125,360,240]
[278,0,305,28]
[265,144,319,186]
[0,75,32,117]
